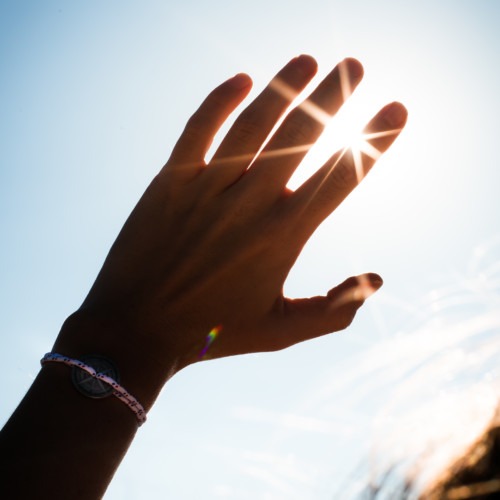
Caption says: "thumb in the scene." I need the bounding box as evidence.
[261,273,383,351]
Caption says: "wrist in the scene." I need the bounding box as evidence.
[52,309,179,412]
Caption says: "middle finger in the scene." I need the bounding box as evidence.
[244,58,364,194]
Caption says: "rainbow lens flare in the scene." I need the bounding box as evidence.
[199,325,222,359]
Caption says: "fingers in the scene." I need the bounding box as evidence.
[243,58,364,194]
[291,101,408,230]
[164,73,253,182]
[257,273,383,352]
[204,55,318,191]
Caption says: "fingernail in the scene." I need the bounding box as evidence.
[230,73,252,90]
[382,102,408,127]
[292,54,318,76]
[366,273,384,290]
[342,57,364,79]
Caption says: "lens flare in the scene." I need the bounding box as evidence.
[199,325,222,359]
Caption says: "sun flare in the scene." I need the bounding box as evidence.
[287,98,379,190]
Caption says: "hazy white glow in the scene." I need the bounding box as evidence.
[3,2,500,499]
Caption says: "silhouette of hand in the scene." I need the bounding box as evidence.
[58,55,407,395]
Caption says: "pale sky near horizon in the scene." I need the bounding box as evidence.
[1,1,500,498]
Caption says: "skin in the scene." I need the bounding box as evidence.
[0,55,407,499]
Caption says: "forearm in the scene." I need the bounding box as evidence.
[0,312,175,499]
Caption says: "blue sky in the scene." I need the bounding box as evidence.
[2,1,500,498]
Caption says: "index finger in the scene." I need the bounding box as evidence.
[164,73,253,182]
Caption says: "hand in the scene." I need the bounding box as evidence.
[55,55,407,404]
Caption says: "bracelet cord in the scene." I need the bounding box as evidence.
[41,352,147,426]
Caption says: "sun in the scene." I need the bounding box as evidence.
[287,93,379,190]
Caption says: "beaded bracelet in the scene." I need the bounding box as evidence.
[41,352,147,426]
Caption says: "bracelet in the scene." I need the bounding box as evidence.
[41,352,147,426]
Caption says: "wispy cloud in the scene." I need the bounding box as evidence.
[232,405,354,437]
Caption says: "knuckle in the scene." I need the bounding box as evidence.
[281,111,317,144]
[184,89,228,135]
[330,157,357,189]
[341,314,355,330]
[336,307,357,330]
[321,74,342,95]
[183,114,207,140]
[231,116,262,147]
